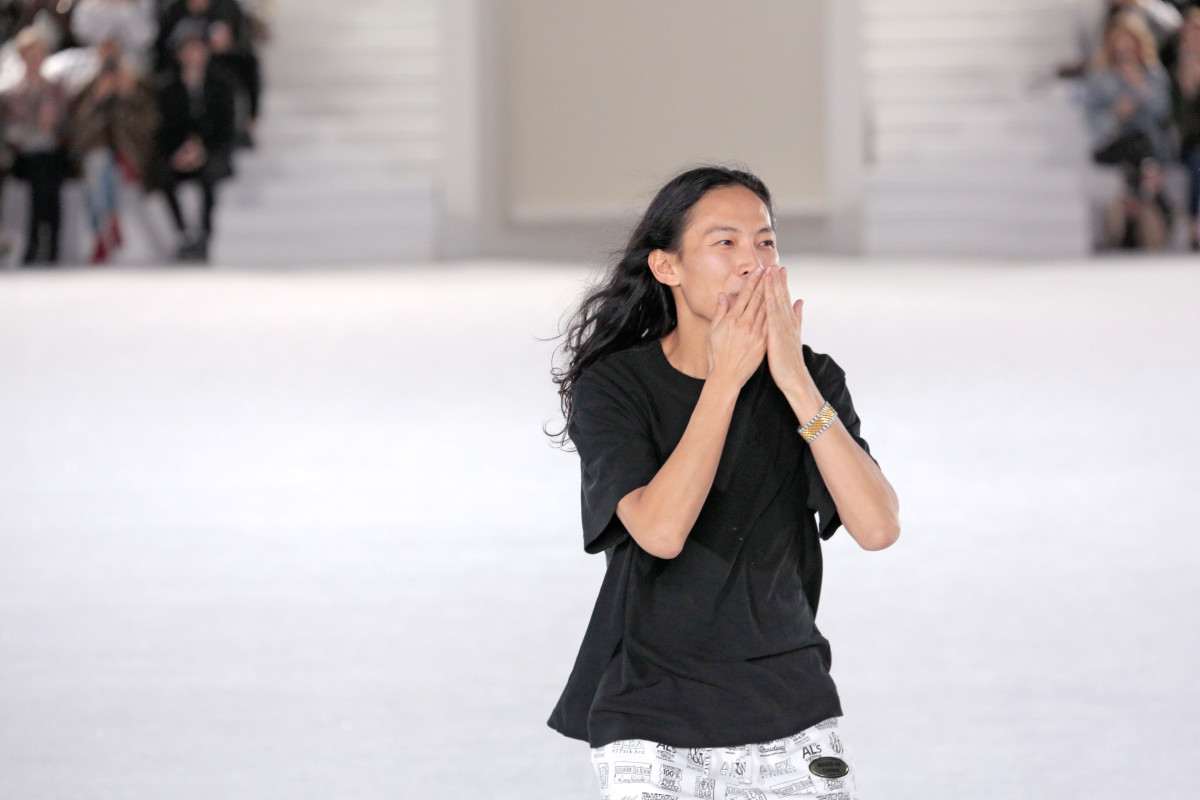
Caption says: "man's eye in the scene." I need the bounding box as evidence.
[717,239,733,246]
[759,240,776,248]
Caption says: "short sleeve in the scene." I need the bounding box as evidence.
[803,348,877,541]
[568,365,660,554]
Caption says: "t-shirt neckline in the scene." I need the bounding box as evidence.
[654,337,706,389]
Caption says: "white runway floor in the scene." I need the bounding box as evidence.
[1,258,1198,799]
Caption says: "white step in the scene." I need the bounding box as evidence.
[220,200,433,235]
[869,165,1085,195]
[867,42,1067,72]
[866,17,1074,43]
[264,87,438,115]
[873,133,1077,164]
[868,0,1073,16]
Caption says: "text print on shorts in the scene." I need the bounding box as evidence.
[590,716,859,799]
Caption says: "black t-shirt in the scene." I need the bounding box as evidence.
[546,338,874,749]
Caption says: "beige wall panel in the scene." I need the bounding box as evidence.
[500,1,829,222]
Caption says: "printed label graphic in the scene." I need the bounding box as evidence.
[695,777,716,799]
[801,744,823,760]
[723,789,767,800]
[815,719,838,730]
[614,762,651,784]
[759,758,797,779]
[657,765,682,792]
[788,731,811,747]
[686,748,712,773]
[770,777,815,797]
[597,763,609,789]
[828,732,843,756]
[656,744,678,762]
[757,739,786,757]
[720,757,750,784]
[612,740,647,755]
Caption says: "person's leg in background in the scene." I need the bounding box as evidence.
[20,152,66,264]
[0,170,11,259]
[198,173,216,259]
[1094,131,1160,249]
[83,148,120,263]
[1183,145,1200,249]
[161,168,209,261]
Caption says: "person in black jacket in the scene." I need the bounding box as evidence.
[157,19,234,261]
[157,0,261,146]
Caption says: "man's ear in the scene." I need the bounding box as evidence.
[648,249,680,287]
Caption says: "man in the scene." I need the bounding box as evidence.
[157,18,235,262]
[156,0,260,146]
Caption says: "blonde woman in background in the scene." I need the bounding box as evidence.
[1085,12,1174,249]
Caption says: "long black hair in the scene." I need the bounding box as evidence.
[547,165,774,446]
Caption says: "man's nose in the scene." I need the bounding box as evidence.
[738,243,763,274]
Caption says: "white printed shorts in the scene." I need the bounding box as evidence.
[590,716,858,800]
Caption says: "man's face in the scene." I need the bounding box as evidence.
[177,38,210,71]
[656,185,778,324]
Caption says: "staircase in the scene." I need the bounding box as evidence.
[862,0,1093,258]
[214,0,441,265]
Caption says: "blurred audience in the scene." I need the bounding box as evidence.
[1064,0,1183,77]
[71,0,156,73]
[0,0,267,265]
[1065,0,1200,250]
[68,36,159,262]
[1170,8,1200,248]
[15,0,78,52]
[156,0,259,146]
[156,19,234,261]
[3,27,71,264]
[1085,13,1174,249]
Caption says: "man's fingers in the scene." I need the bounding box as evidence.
[744,274,767,319]
[712,292,730,325]
[734,266,766,315]
[773,265,790,306]
[754,299,767,335]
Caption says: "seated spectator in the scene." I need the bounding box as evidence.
[1171,8,1200,249]
[157,0,261,147]
[1062,0,1183,76]
[2,27,71,265]
[1085,12,1175,248]
[70,0,157,75]
[14,0,78,52]
[156,19,234,262]
[68,36,160,263]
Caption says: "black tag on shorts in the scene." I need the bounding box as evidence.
[808,756,850,778]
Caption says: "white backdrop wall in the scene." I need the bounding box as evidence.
[438,0,864,259]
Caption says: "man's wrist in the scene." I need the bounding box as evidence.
[700,369,746,410]
[779,378,825,423]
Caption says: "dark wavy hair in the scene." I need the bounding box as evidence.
[547,165,774,446]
